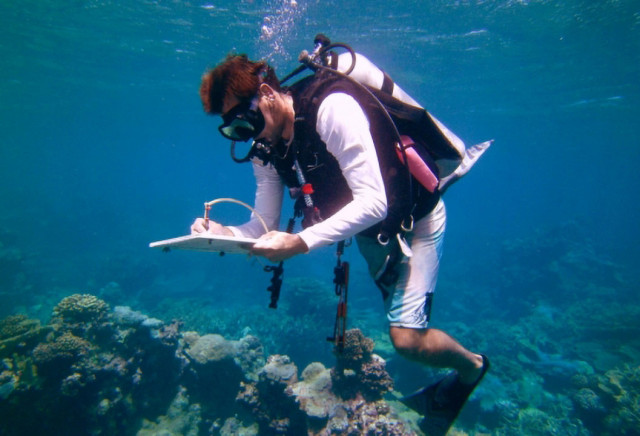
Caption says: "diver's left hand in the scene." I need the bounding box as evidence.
[250,231,309,262]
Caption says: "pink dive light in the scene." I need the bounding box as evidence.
[396,135,439,193]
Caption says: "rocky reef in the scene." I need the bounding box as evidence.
[0,294,414,435]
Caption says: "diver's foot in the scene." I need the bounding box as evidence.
[401,355,490,436]
[458,353,485,385]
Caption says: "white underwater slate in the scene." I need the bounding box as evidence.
[149,234,257,254]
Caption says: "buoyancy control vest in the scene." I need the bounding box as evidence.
[271,70,439,239]
[251,46,491,240]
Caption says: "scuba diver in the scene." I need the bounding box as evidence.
[191,35,490,435]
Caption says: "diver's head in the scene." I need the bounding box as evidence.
[200,54,281,142]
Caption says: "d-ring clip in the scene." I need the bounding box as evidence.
[401,215,414,233]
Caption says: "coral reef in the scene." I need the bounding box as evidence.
[590,364,640,435]
[0,314,40,340]
[237,354,306,434]
[181,333,249,422]
[32,332,92,376]
[2,220,637,435]
[137,386,201,436]
[237,353,410,435]
[52,293,109,324]
[291,360,408,435]
[331,328,393,401]
[150,276,339,369]
[427,222,640,435]
[0,296,184,435]
[336,328,375,371]
[0,314,50,357]
[0,295,415,436]
[510,407,586,436]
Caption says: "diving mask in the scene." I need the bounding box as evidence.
[218,95,265,142]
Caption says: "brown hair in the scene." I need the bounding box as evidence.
[199,54,280,114]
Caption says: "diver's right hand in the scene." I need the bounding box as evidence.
[190,218,233,236]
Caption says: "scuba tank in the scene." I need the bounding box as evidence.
[330,50,492,193]
[333,52,422,107]
[285,36,492,194]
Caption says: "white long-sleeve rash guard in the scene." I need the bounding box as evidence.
[228,92,388,251]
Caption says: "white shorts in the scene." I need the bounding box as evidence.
[357,199,446,329]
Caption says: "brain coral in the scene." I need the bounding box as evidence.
[53,294,109,324]
[185,334,235,364]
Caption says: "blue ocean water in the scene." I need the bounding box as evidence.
[1,0,639,434]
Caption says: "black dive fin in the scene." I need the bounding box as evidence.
[400,355,490,436]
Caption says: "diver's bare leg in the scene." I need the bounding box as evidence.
[390,326,483,384]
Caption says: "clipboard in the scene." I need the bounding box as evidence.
[149,233,258,254]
